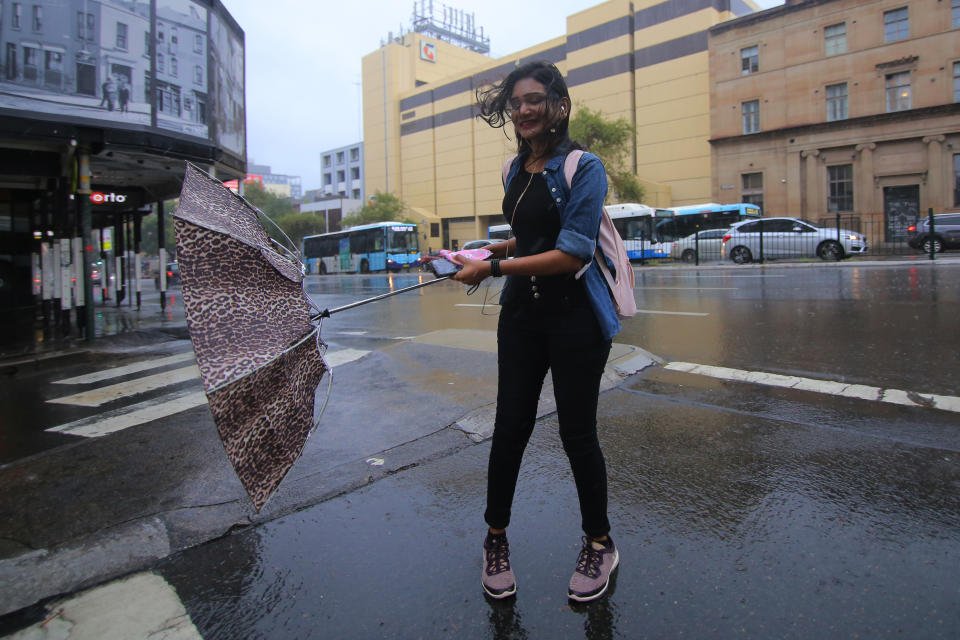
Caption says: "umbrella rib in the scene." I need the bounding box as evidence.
[204,325,324,395]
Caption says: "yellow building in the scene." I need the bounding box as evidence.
[709,0,960,245]
[362,0,760,251]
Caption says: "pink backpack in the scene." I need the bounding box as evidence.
[500,152,637,318]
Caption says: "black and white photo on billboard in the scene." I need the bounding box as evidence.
[209,7,244,159]
[0,0,151,127]
[154,0,209,139]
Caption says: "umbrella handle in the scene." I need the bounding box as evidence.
[312,276,451,319]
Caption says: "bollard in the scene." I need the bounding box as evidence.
[928,208,935,261]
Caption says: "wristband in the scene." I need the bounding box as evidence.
[490,259,502,277]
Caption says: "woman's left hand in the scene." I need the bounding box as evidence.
[450,254,490,286]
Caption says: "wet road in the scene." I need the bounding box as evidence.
[156,374,960,638]
[3,261,959,638]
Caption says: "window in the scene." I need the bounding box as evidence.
[336,151,345,163]
[824,23,846,55]
[886,71,910,112]
[336,170,345,182]
[954,154,960,206]
[954,62,960,102]
[157,53,164,73]
[827,165,853,212]
[742,100,759,134]
[12,3,21,29]
[31,5,41,31]
[430,223,440,237]
[740,45,758,75]
[170,57,178,77]
[884,8,908,42]
[741,173,763,212]
[826,83,848,121]
[194,34,202,53]
[350,166,360,180]
[194,65,203,85]
[22,45,37,81]
[5,43,16,80]
[350,147,360,162]
[954,0,960,28]
[116,22,128,50]
[352,189,361,199]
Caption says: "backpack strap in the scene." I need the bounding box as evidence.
[502,156,517,188]
[562,150,602,280]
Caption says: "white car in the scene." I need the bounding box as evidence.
[721,217,868,263]
[461,239,495,250]
[670,228,728,263]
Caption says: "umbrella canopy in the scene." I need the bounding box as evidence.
[174,163,327,511]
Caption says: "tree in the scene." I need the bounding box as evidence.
[242,181,297,219]
[341,191,413,227]
[569,105,645,204]
[270,212,329,249]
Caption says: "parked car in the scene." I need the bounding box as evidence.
[721,217,868,263]
[461,239,495,251]
[907,213,960,253]
[671,228,728,263]
[155,262,180,288]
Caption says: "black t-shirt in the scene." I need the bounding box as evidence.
[500,167,586,308]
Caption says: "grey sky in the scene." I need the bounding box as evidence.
[221,0,782,191]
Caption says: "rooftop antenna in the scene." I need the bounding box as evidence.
[410,1,490,54]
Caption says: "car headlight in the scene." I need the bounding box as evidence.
[845,234,859,241]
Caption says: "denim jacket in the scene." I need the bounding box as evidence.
[501,148,622,341]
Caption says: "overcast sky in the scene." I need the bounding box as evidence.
[221,0,782,191]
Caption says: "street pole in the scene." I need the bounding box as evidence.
[78,149,95,341]
[158,200,166,312]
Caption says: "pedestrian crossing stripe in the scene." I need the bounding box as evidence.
[53,352,196,385]
[44,348,372,437]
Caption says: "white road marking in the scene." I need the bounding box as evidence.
[46,365,201,407]
[635,309,710,316]
[336,330,368,335]
[665,361,960,414]
[324,348,370,367]
[7,572,202,640]
[48,391,208,438]
[650,274,785,279]
[53,352,195,384]
[635,286,737,290]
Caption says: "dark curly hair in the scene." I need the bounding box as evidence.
[476,61,581,158]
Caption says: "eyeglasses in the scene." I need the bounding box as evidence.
[506,92,548,115]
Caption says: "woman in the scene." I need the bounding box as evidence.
[451,61,621,603]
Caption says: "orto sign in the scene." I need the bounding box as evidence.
[90,191,128,204]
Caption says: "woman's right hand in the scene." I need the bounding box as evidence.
[450,255,490,286]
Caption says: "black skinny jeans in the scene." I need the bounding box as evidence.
[484,301,613,538]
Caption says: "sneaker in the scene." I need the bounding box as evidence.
[568,536,619,602]
[482,532,517,599]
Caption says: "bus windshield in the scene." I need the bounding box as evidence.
[387,226,418,253]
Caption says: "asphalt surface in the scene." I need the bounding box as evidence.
[1,256,958,638]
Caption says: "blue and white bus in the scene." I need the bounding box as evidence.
[606,203,674,260]
[301,222,421,274]
[654,202,761,242]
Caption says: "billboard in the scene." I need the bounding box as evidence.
[0,0,244,161]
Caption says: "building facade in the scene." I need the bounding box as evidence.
[320,142,365,203]
[247,163,302,200]
[362,0,760,250]
[709,0,960,245]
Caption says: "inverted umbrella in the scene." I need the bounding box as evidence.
[174,163,451,510]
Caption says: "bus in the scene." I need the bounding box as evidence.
[301,221,421,274]
[605,203,674,260]
[654,202,761,242]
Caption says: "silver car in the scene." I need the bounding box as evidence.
[671,228,728,263]
[721,217,868,263]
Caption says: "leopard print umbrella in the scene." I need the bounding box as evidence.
[174,163,327,511]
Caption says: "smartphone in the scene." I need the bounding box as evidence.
[427,257,462,277]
